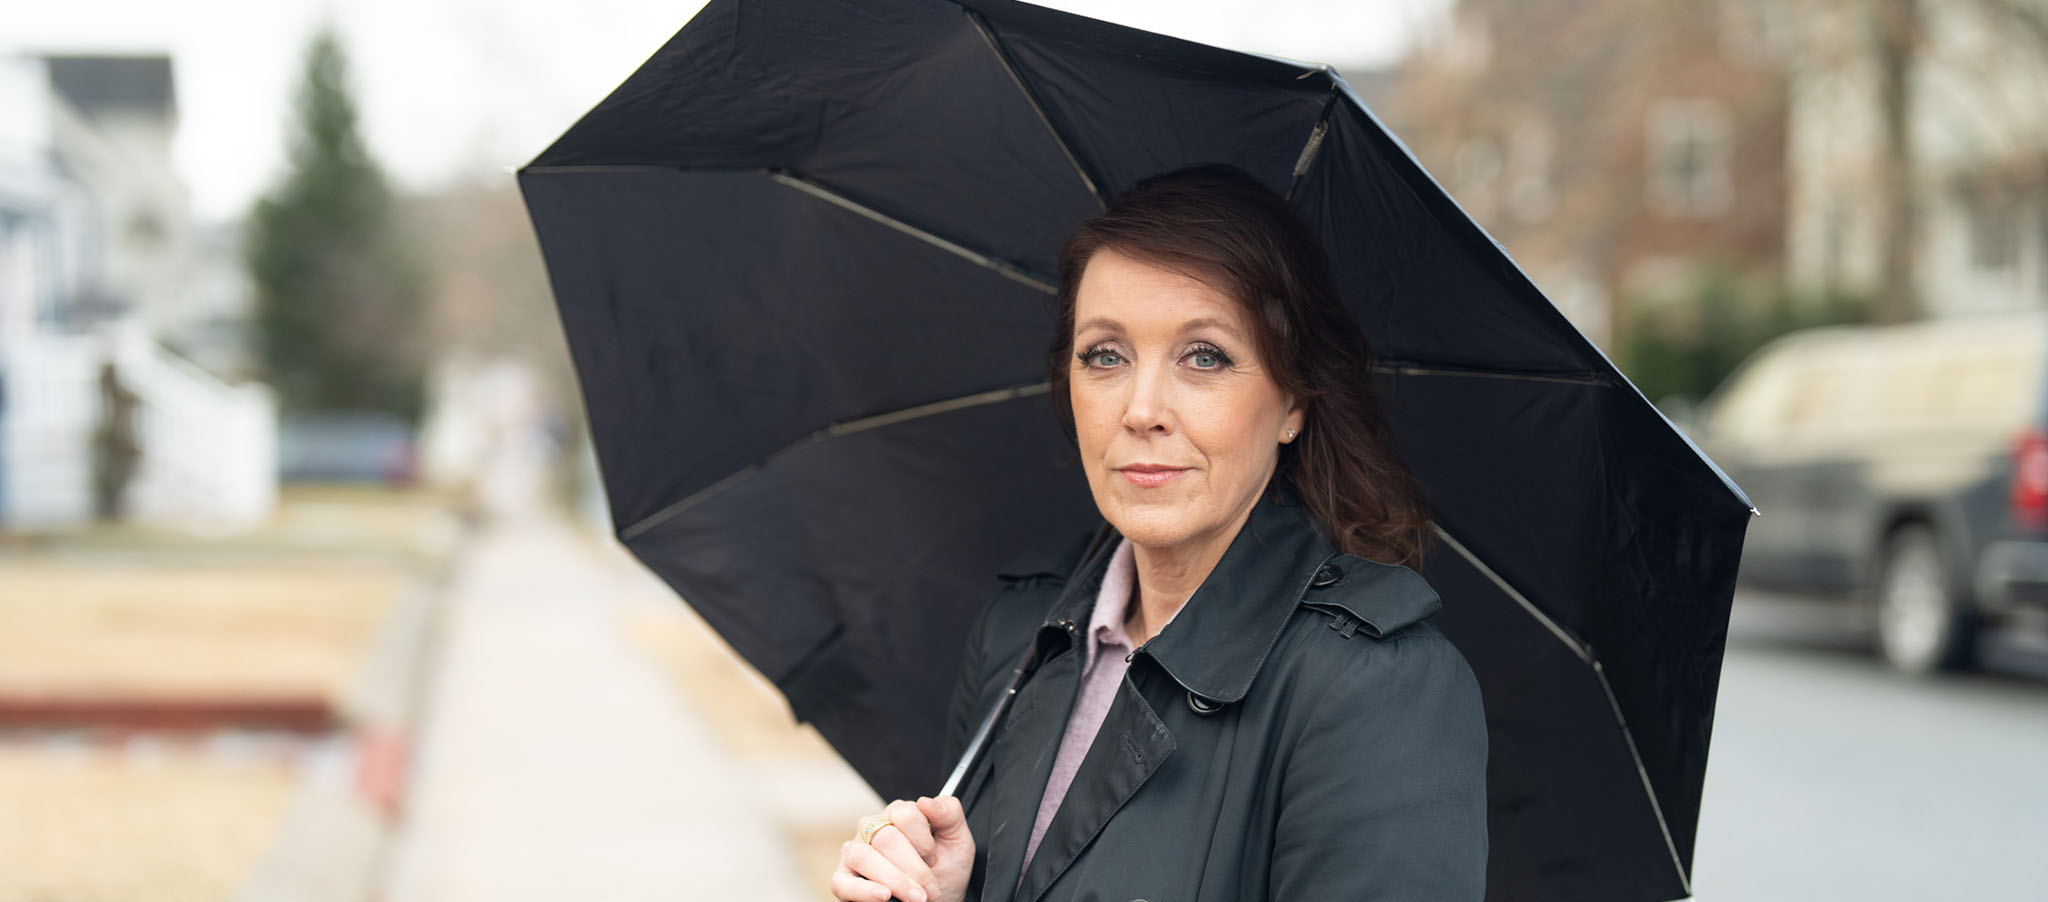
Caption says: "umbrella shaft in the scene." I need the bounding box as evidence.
[938,644,1037,799]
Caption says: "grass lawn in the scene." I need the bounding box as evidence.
[0,484,458,702]
[0,485,464,899]
[0,563,409,702]
[0,747,297,902]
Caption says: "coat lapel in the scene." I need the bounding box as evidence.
[975,629,1081,902]
[970,530,1120,901]
[1013,677,1175,902]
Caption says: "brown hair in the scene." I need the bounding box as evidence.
[1047,164,1431,567]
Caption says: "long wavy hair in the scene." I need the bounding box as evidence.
[1047,164,1431,567]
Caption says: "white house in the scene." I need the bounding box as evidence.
[1786,1,2048,317]
[0,52,275,531]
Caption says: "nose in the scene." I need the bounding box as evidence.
[1120,358,1175,435]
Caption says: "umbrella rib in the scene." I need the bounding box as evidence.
[1433,524,1692,893]
[1284,87,1339,203]
[823,380,1051,438]
[1592,660,1695,895]
[1430,525,1592,664]
[618,381,1053,542]
[524,165,1054,294]
[764,170,1057,294]
[1372,360,1615,387]
[964,9,1109,212]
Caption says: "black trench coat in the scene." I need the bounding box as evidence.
[943,477,1490,902]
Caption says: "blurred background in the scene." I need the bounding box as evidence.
[1,0,2043,899]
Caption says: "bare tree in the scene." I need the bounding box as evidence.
[1870,0,1921,323]
[1818,0,2048,321]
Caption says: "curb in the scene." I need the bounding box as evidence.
[233,526,471,902]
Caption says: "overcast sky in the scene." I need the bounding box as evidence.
[4,0,1446,224]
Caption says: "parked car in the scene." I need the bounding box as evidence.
[278,411,417,485]
[1693,311,2048,673]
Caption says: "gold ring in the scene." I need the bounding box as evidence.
[856,813,892,845]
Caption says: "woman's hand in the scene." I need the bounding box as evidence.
[830,795,975,902]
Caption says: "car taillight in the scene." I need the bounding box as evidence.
[2013,429,2048,531]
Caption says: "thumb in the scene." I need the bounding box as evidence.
[918,796,969,843]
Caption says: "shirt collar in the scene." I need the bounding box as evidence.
[1083,537,1193,672]
[1084,537,1134,671]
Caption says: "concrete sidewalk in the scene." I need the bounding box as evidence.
[385,511,816,902]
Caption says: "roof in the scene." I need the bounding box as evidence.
[42,55,176,118]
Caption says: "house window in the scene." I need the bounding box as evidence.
[1963,186,2017,270]
[126,211,166,249]
[1647,99,1734,218]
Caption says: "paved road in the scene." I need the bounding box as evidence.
[1687,592,2048,901]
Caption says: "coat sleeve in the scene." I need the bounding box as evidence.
[1269,626,1490,901]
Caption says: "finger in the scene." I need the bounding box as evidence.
[828,856,893,902]
[844,839,928,902]
[920,795,970,843]
[832,843,899,902]
[871,826,937,889]
[885,798,937,863]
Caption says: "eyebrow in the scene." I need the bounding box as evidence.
[1074,316,1248,341]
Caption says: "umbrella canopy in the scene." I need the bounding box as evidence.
[517,1,1754,899]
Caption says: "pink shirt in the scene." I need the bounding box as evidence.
[1019,537,1181,878]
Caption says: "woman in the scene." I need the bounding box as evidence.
[830,165,1489,902]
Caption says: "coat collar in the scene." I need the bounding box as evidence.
[1038,474,1348,703]
[994,475,1444,902]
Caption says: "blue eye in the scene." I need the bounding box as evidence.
[1186,345,1232,370]
[1079,348,1124,368]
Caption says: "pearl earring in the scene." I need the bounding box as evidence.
[1284,428,1297,440]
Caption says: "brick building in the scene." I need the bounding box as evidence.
[1380,0,1792,346]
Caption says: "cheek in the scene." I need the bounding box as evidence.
[1068,383,1117,448]
[1188,389,1285,464]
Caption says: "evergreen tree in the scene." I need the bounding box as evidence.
[245,25,426,422]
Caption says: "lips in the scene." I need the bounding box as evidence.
[1117,464,1189,488]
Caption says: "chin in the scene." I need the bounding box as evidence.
[1098,500,1204,549]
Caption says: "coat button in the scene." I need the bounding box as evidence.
[1186,692,1223,716]
[1310,563,1341,588]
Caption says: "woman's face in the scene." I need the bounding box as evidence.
[1068,248,1305,554]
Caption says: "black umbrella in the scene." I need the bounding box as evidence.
[517,1,1754,899]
